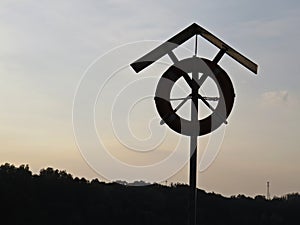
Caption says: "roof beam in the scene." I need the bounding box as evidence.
[130,23,258,74]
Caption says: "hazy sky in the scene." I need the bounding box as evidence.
[1,0,300,197]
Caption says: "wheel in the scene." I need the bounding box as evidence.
[154,57,235,136]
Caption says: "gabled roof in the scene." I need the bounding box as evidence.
[131,23,258,74]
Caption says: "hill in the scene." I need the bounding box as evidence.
[0,163,299,225]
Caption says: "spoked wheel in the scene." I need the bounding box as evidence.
[154,57,235,136]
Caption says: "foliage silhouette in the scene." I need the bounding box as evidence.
[0,163,299,225]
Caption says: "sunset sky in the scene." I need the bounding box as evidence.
[1,0,300,197]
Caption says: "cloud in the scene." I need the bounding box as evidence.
[261,90,288,105]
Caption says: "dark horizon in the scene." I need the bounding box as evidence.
[0,162,297,200]
[1,163,299,225]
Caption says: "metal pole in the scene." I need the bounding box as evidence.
[189,67,199,225]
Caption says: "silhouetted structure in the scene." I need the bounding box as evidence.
[131,23,258,225]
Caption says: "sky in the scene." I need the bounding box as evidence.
[1,0,300,197]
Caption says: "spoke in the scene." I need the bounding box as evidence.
[197,93,228,124]
[202,96,219,101]
[160,94,191,125]
[170,96,192,101]
[186,72,209,92]
[197,73,208,88]
[197,94,215,111]
[182,73,199,90]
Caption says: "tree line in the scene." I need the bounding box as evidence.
[0,163,299,225]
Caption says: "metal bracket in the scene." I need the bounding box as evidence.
[213,48,227,64]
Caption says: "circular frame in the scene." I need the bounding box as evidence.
[154,57,235,136]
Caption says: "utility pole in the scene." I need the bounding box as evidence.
[267,181,270,200]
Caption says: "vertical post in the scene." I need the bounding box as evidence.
[194,35,198,57]
[267,181,270,200]
[189,67,199,225]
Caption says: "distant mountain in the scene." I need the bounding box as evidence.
[0,163,299,225]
